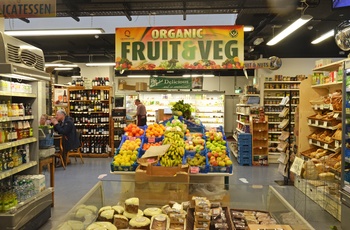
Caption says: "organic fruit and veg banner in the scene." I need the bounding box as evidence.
[115,26,244,71]
[149,76,203,89]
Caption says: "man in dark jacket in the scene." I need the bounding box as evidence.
[51,109,80,164]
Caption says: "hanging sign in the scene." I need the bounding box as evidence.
[149,76,193,89]
[0,0,56,18]
[115,26,244,71]
[290,156,304,176]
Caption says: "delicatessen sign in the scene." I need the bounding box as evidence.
[149,76,203,89]
[0,0,56,18]
[115,26,244,71]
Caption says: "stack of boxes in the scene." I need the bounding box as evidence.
[237,133,252,166]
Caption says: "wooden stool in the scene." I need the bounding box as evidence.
[39,156,55,207]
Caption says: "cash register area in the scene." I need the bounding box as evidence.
[38,157,342,230]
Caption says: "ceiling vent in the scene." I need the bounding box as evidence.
[0,32,45,72]
[0,32,49,81]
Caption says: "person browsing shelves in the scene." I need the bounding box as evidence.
[51,109,80,165]
[133,99,147,126]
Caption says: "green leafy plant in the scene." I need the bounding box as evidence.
[171,100,192,119]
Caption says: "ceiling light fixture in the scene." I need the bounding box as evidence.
[5,28,104,36]
[244,26,254,32]
[267,15,313,46]
[182,74,214,78]
[311,29,335,44]
[54,67,74,71]
[253,37,264,45]
[127,75,150,78]
[45,63,78,67]
[86,62,116,67]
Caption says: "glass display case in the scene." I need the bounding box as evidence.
[56,177,314,230]
[342,58,350,229]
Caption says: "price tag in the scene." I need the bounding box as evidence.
[324,143,328,149]
[309,139,312,144]
[190,166,200,174]
[128,136,136,141]
[313,105,317,110]
[330,104,334,110]
[308,119,311,125]
[317,141,321,146]
[148,137,156,143]
[335,141,340,148]
[315,120,319,126]
[333,113,339,118]
[323,121,327,127]
[259,129,262,132]
[320,104,324,110]
[290,157,305,176]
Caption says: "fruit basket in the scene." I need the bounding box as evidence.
[184,119,205,133]
[183,151,209,174]
[110,149,140,172]
[208,152,233,173]
[140,137,164,156]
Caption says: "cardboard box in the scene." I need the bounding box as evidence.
[136,82,147,91]
[156,109,173,122]
[118,82,135,90]
[134,164,190,204]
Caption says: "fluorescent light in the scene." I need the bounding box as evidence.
[182,74,214,78]
[267,15,312,46]
[311,29,335,44]
[86,62,115,67]
[244,26,254,32]
[54,67,74,71]
[5,28,104,36]
[127,75,150,78]
[0,73,37,81]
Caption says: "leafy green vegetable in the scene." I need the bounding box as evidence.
[171,100,192,119]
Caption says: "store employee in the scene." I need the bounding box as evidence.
[134,99,147,126]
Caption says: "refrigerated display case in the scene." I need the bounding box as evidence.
[341,58,350,229]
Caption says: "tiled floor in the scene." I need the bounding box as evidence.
[39,156,342,230]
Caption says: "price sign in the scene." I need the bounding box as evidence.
[308,119,312,125]
[317,141,321,146]
[148,137,156,143]
[128,136,136,141]
[309,139,313,144]
[320,104,324,110]
[290,157,304,176]
[324,143,328,149]
[335,141,340,148]
[190,166,200,174]
[330,104,333,110]
[323,121,327,127]
[315,120,319,126]
[333,113,339,118]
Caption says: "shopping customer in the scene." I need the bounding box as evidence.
[39,114,52,126]
[51,109,80,165]
[133,99,147,126]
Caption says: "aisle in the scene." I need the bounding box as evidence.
[39,157,342,230]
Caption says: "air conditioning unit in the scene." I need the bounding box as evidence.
[0,32,50,81]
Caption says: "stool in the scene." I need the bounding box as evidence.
[39,156,55,207]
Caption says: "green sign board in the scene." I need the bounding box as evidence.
[149,76,192,89]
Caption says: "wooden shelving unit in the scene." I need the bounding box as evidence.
[250,115,269,166]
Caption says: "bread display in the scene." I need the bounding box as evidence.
[98,209,115,222]
[86,221,117,230]
[150,214,170,230]
[123,209,144,219]
[112,205,125,214]
[144,207,162,218]
[129,216,151,229]
[125,197,140,213]
[113,214,129,229]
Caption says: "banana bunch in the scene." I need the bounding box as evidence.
[160,131,185,167]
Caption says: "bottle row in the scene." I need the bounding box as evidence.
[91,77,110,87]
[264,83,300,89]
[0,80,33,94]
[0,145,29,172]
[0,121,33,143]
[69,101,110,113]
[74,114,110,124]
[264,98,299,105]
[0,102,32,118]
[69,90,109,101]
[81,137,109,154]
[76,125,109,135]
[0,173,44,212]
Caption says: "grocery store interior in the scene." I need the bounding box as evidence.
[1,1,350,230]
